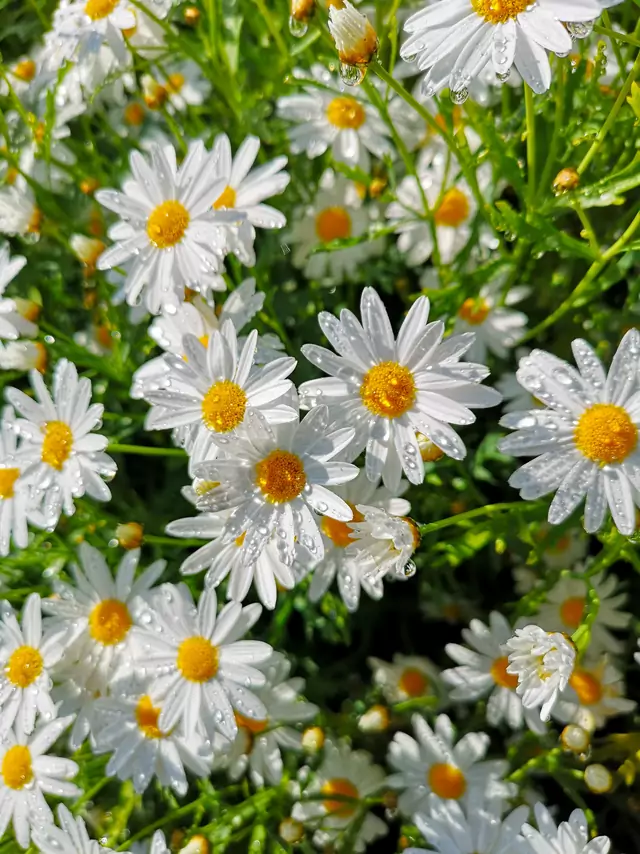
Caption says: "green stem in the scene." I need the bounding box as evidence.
[251,0,289,61]
[144,534,207,547]
[578,50,640,175]
[419,502,531,536]
[536,63,566,200]
[593,23,640,50]
[574,203,599,252]
[524,86,537,204]
[107,443,187,458]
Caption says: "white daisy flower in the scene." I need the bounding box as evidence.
[32,804,114,854]
[206,133,290,268]
[367,654,444,705]
[50,678,105,752]
[498,330,640,536]
[142,60,210,112]
[401,0,606,98]
[408,796,530,854]
[386,713,515,816]
[0,246,34,342]
[532,523,589,571]
[291,740,387,853]
[218,652,318,786]
[96,141,244,314]
[276,64,392,169]
[69,234,106,273]
[505,625,576,722]
[522,803,611,854]
[0,341,47,374]
[453,282,530,362]
[0,594,63,737]
[0,55,41,98]
[6,359,116,526]
[142,320,296,474]
[0,716,79,849]
[0,407,32,557]
[92,681,213,795]
[328,1,378,72]
[299,287,501,489]
[347,505,420,585]
[16,102,82,191]
[552,655,636,729]
[288,169,383,283]
[192,405,358,569]
[43,543,164,701]
[0,183,42,236]
[45,0,136,69]
[130,583,272,742]
[306,470,411,611]
[535,568,630,655]
[442,612,545,733]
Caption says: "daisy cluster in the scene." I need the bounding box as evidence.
[0,0,639,850]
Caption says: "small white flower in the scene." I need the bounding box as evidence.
[300,287,501,488]
[328,1,378,68]
[0,341,47,374]
[0,183,42,236]
[32,804,114,854]
[142,60,210,113]
[386,713,515,816]
[506,625,576,722]
[45,0,136,69]
[277,65,391,169]
[552,655,636,729]
[69,234,105,271]
[192,405,358,569]
[0,55,41,98]
[96,141,244,314]
[453,281,530,362]
[347,505,420,585]
[142,320,296,474]
[499,330,640,536]
[367,653,444,705]
[0,408,33,556]
[0,716,80,849]
[292,740,387,853]
[288,169,383,283]
[443,611,545,733]
[130,583,272,742]
[0,594,64,736]
[6,359,116,526]
[522,803,611,854]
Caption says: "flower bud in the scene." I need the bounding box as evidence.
[328,1,378,68]
[301,725,324,752]
[358,704,390,733]
[291,0,314,22]
[561,724,590,753]
[585,764,613,794]
[179,835,209,854]
[115,522,144,550]
[553,167,580,194]
[184,6,200,25]
[279,817,304,844]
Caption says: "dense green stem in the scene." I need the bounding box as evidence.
[524,86,537,204]
[107,443,188,458]
[419,502,532,536]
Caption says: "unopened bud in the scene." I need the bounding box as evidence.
[553,167,580,194]
[358,704,390,733]
[70,235,105,271]
[561,724,590,753]
[80,177,100,194]
[291,0,314,22]
[279,818,304,844]
[179,835,209,854]
[184,5,200,25]
[585,764,612,794]
[328,1,378,68]
[115,522,144,550]
[573,707,597,734]
[301,726,324,752]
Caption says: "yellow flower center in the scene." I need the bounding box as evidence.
[124,103,145,126]
[560,596,585,629]
[6,645,44,688]
[360,361,416,419]
[84,0,119,19]
[428,763,467,799]
[0,468,20,500]
[315,206,352,243]
[214,185,237,210]
[398,667,429,698]
[458,297,490,325]
[321,778,359,817]
[201,380,247,433]
[13,59,36,82]
[167,73,185,92]
[176,636,219,682]
[88,599,132,646]
[1,745,33,790]
[41,421,73,471]
[146,200,190,249]
[135,695,165,738]
[569,669,603,706]
[235,712,269,734]
[326,96,366,130]
[435,188,471,227]
[471,0,530,23]
[574,404,638,465]
[143,82,169,110]
[490,655,519,690]
[255,450,307,504]
[321,503,363,548]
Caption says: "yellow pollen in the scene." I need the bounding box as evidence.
[135,695,165,738]
[428,763,466,799]
[570,669,603,706]
[235,532,247,547]
[143,83,168,110]
[177,636,219,682]
[321,778,359,817]
[458,297,490,325]
[435,188,471,227]
[214,185,237,210]
[574,404,637,465]
[1,745,33,790]
[471,0,530,23]
[315,206,352,243]
[89,599,132,646]
[124,102,145,126]
[360,361,416,419]
[0,468,20,500]
[490,656,519,690]
[13,59,36,82]
[321,503,363,548]
[398,667,428,698]
[201,380,247,433]
[6,645,44,688]
[326,96,366,130]
[84,0,119,19]
[41,421,73,471]
[255,450,307,504]
[560,596,585,629]
[146,200,190,249]
[28,207,42,234]
[167,73,185,92]
[235,712,268,734]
